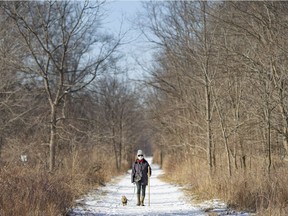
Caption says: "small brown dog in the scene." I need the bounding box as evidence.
[121,195,128,206]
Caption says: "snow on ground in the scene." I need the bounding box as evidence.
[68,157,252,216]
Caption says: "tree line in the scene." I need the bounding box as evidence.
[142,1,288,213]
[144,0,288,175]
[0,1,146,172]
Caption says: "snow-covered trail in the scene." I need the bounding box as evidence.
[69,157,206,216]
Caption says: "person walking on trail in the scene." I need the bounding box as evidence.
[131,149,152,206]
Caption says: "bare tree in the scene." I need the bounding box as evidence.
[1,1,121,171]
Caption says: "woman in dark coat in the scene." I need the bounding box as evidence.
[131,149,152,206]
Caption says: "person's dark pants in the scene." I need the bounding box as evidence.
[135,181,146,196]
[135,181,146,206]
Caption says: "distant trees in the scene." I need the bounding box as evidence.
[92,76,145,170]
[0,1,143,172]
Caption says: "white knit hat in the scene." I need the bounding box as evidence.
[137,149,143,156]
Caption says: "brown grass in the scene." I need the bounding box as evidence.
[0,147,127,216]
[159,153,288,215]
[0,166,73,216]
[226,168,288,215]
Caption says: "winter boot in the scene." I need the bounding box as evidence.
[140,196,145,206]
[136,194,140,206]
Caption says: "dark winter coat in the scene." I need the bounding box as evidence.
[131,158,152,185]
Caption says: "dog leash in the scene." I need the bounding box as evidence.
[128,183,136,201]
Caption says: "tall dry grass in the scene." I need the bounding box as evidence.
[0,165,73,216]
[159,153,288,215]
[0,147,127,216]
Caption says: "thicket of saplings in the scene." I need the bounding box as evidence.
[0,147,129,216]
[153,150,288,215]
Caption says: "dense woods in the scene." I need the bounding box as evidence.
[1,1,288,215]
[143,1,288,215]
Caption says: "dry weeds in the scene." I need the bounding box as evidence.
[0,147,126,216]
[159,153,288,215]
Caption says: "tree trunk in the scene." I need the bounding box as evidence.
[0,136,2,162]
[224,136,232,177]
[240,137,246,171]
[202,1,214,175]
[112,126,119,170]
[205,82,213,174]
[49,105,57,172]
[118,110,124,170]
[282,127,288,157]
[267,116,272,174]
[279,91,288,157]
[160,150,163,169]
[216,100,232,177]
